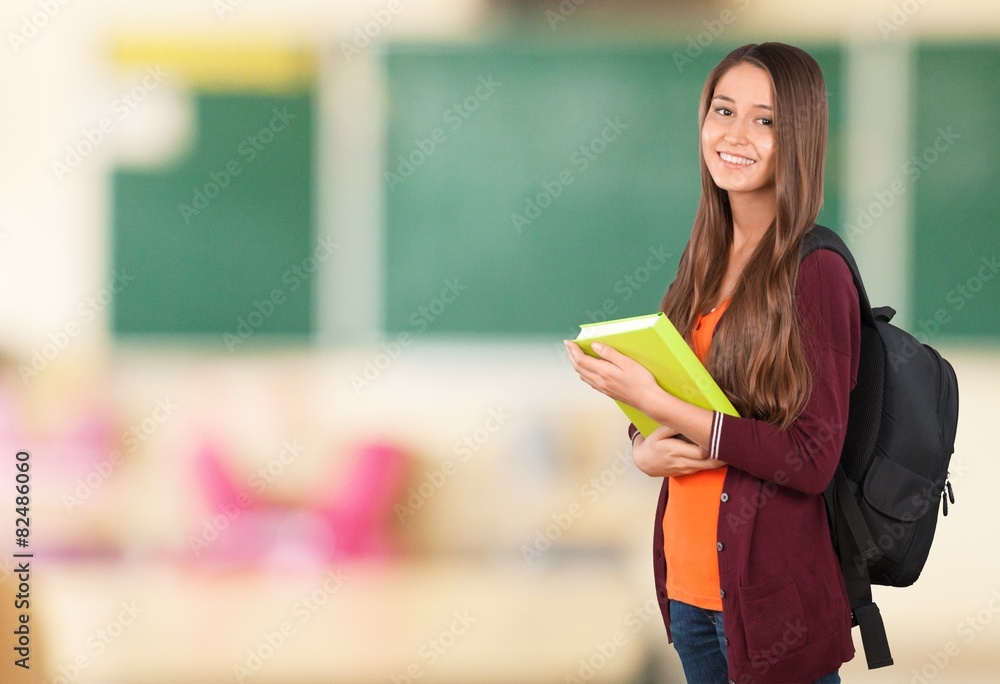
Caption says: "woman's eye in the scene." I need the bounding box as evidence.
[715,107,733,116]
[758,118,773,127]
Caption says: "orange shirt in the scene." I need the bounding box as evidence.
[662,298,730,610]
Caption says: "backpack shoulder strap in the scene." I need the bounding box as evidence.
[826,467,894,668]
[801,224,876,328]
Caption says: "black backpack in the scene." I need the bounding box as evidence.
[801,225,960,670]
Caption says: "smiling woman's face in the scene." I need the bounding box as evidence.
[701,62,776,201]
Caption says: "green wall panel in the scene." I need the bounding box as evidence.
[112,91,314,340]
[912,44,1000,340]
[383,42,843,336]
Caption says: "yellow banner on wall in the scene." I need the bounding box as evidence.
[112,35,316,92]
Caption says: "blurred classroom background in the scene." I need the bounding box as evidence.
[1,0,999,681]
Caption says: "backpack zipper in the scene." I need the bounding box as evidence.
[942,476,955,516]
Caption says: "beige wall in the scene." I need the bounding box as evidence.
[1,1,998,681]
[3,0,1000,355]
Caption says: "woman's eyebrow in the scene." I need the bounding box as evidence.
[712,94,773,111]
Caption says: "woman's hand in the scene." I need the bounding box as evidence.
[563,340,660,415]
[631,426,725,478]
[565,339,717,453]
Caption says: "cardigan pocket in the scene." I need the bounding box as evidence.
[739,572,809,661]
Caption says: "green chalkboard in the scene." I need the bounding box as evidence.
[383,42,843,336]
[112,91,314,343]
[912,44,1000,340]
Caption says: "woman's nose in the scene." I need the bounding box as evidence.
[725,119,748,145]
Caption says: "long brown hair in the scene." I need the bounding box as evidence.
[660,43,828,428]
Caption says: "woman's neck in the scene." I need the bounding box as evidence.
[728,190,775,252]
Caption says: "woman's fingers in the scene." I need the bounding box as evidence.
[564,344,628,401]
[565,341,660,414]
[564,341,610,386]
[671,439,710,461]
[632,435,717,477]
[646,429,706,458]
[665,457,725,477]
[648,424,681,440]
[588,341,627,365]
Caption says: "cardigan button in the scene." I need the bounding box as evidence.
[720,492,729,502]
[720,589,726,598]
[717,542,724,551]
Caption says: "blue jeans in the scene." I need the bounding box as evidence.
[669,600,840,684]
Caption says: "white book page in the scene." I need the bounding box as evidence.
[576,314,659,340]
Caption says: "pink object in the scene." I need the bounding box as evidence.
[190,439,410,566]
[319,441,410,557]
[193,440,252,512]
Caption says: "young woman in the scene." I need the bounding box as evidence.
[565,43,858,683]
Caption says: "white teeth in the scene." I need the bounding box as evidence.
[719,152,755,166]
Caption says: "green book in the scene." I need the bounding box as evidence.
[574,312,739,437]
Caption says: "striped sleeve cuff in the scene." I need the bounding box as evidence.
[709,412,724,459]
[627,423,640,443]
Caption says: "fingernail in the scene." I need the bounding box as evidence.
[592,342,604,352]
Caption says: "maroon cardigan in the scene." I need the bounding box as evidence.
[636,249,860,683]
